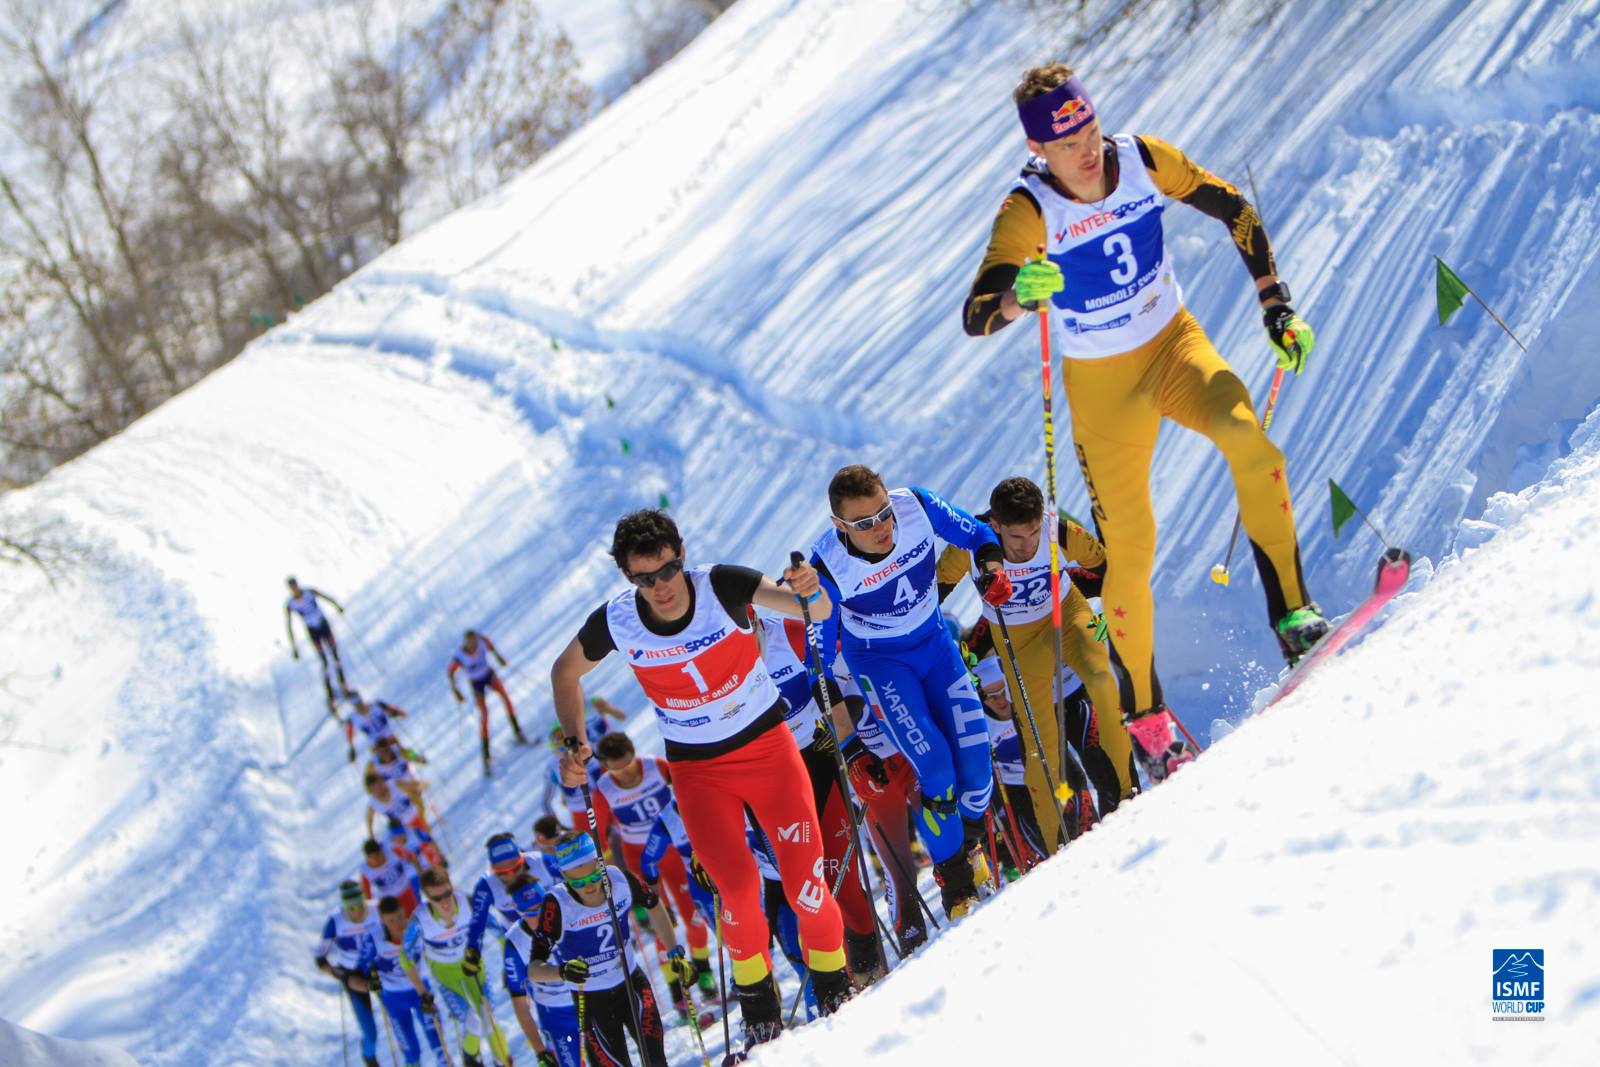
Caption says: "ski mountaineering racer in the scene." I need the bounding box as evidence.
[808,465,1009,919]
[961,63,1327,780]
[449,629,526,773]
[548,508,855,1054]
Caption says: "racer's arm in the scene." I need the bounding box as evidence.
[446,658,464,701]
[623,868,678,954]
[937,543,975,603]
[482,634,507,667]
[312,588,345,613]
[742,562,831,621]
[962,188,1047,336]
[1135,135,1280,298]
[467,875,494,952]
[284,605,299,654]
[912,488,1003,573]
[590,789,614,846]
[552,608,614,759]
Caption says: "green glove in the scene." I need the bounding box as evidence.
[1013,257,1064,308]
[1265,305,1316,373]
[1090,614,1109,643]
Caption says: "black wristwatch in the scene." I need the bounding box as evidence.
[1257,281,1292,306]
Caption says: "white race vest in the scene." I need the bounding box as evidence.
[969,532,1059,627]
[812,488,941,642]
[412,891,472,964]
[544,869,639,991]
[607,567,780,748]
[1017,134,1182,359]
[594,759,675,845]
[289,591,327,628]
[759,615,822,746]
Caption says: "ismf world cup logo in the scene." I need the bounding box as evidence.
[1491,949,1545,1021]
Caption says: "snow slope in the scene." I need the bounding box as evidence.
[1,1018,141,1067]
[3,0,1599,1062]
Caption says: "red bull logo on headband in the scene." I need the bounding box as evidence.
[1018,74,1097,143]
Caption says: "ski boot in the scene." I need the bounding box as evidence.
[480,736,493,777]
[347,743,358,763]
[812,965,855,1016]
[363,1057,380,1067]
[897,920,928,955]
[462,1056,484,1067]
[1124,706,1197,783]
[970,845,993,892]
[844,929,882,984]
[694,955,716,996]
[511,718,529,745]
[1275,604,1330,664]
[734,973,783,1055]
[933,851,979,921]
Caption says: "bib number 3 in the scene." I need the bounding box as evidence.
[1104,232,1137,284]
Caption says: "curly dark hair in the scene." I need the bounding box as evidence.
[1013,63,1077,105]
[989,477,1045,526]
[532,814,561,839]
[596,732,635,761]
[609,509,684,570]
[828,464,886,514]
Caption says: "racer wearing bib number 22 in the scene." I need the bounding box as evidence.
[962,64,1329,782]
[549,509,854,1055]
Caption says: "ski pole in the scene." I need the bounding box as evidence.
[680,965,712,1067]
[788,551,892,978]
[1211,365,1286,586]
[870,820,941,933]
[470,972,507,1066]
[425,1002,455,1067]
[337,983,351,1067]
[988,752,1036,874]
[576,979,589,1067]
[1029,256,1076,807]
[377,983,400,1067]
[572,767,649,1051]
[713,892,732,1058]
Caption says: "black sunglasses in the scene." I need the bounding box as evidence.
[627,557,684,589]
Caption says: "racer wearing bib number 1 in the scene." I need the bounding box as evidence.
[548,509,854,1055]
[962,64,1329,782]
[809,466,1008,920]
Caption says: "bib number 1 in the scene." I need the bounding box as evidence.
[681,661,708,693]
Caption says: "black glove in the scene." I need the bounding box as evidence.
[810,716,836,755]
[688,855,716,894]
[420,992,437,1014]
[842,735,889,798]
[462,945,481,978]
[330,963,351,983]
[560,958,591,983]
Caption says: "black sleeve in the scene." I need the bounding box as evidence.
[974,542,1004,571]
[709,564,764,627]
[622,866,659,910]
[966,617,996,659]
[576,604,617,660]
[530,897,563,961]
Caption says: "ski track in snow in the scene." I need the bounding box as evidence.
[3,0,1599,1063]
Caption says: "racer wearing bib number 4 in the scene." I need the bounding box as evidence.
[549,509,854,1055]
[809,466,1006,920]
[962,64,1329,781]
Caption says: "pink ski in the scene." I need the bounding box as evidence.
[1267,547,1411,708]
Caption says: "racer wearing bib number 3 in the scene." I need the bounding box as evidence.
[549,509,854,1056]
[962,64,1329,781]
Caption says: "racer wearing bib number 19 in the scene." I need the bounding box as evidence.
[548,509,854,1055]
[961,64,1329,782]
[809,466,1007,920]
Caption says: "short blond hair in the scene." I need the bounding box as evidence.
[1013,64,1077,105]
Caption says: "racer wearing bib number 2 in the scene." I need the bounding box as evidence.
[962,64,1329,782]
[548,509,854,1055]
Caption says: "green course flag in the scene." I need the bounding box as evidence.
[1329,479,1358,538]
[658,492,670,509]
[1435,256,1470,326]
[620,438,631,455]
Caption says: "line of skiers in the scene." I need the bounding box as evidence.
[303,58,1336,1065]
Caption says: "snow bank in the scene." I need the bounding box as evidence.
[0,1018,140,1067]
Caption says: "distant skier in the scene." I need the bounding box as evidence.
[513,833,690,1067]
[449,629,526,773]
[314,880,381,1067]
[589,731,713,997]
[808,466,1006,920]
[285,576,346,697]
[360,836,425,916]
[405,866,512,1067]
[499,873,582,1067]
[962,63,1328,781]
[467,834,567,1067]
[549,508,855,1051]
[936,476,1133,846]
[360,895,449,1067]
[365,771,443,867]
